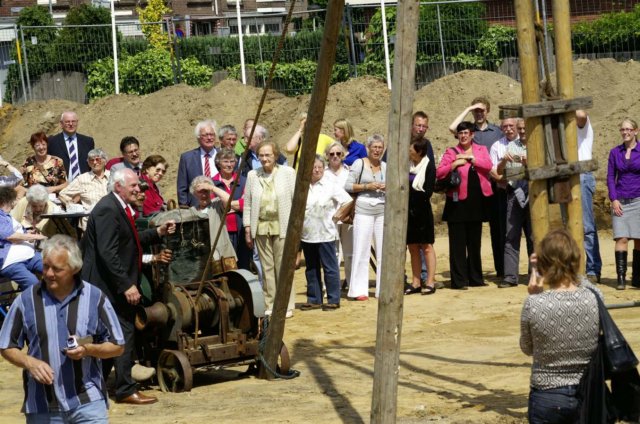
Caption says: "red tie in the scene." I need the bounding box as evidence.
[125,206,142,271]
[204,153,211,178]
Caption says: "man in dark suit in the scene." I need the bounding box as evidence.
[47,111,95,182]
[177,119,218,207]
[81,168,175,405]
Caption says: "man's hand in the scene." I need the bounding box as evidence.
[124,285,141,305]
[153,249,172,264]
[157,220,176,236]
[26,356,54,385]
[65,345,89,361]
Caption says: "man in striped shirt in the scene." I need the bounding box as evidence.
[0,235,124,423]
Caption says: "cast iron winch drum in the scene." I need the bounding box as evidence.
[134,208,290,392]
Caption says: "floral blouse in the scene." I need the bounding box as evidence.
[21,155,67,188]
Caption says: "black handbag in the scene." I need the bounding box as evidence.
[586,287,639,374]
[578,336,616,424]
[434,148,462,193]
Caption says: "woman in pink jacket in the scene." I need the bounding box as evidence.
[436,121,493,290]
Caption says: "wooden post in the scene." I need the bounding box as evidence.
[553,0,585,269]
[258,0,345,380]
[370,1,420,422]
[514,0,549,244]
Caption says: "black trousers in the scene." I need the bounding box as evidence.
[448,221,483,288]
[487,187,508,277]
[102,310,137,400]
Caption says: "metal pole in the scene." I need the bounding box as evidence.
[48,0,52,16]
[436,4,447,76]
[14,25,27,104]
[110,0,120,94]
[346,5,358,77]
[256,17,265,88]
[380,0,392,90]
[19,27,32,101]
[540,0,555,74]
[236,0,246,84]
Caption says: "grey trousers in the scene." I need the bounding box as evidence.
[503,190,534,284]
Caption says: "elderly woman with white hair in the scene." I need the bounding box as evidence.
[344,134,386,300]
[0,186,47,289]
[10,184,58,237]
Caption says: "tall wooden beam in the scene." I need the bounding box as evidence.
[258,0,345,379]
[553,0,584,268]
[514,0,549,244]
[370,1,420,422]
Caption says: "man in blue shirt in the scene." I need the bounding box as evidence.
[0,235,124,423]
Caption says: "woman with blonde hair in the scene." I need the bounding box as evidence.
[521,228,601,423]
[333,118,367,166]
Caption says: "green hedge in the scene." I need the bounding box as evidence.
[86,48,212,98]
[572,4,640,53]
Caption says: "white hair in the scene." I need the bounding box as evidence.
[108,168,135,193]
[87,148,108,161]
[189,175,214,195]
[60,111,77,122]
[366,134,385,147]
[41,234,83,273]
[254,124,269,141]
[26,184,49,204]
[194,120,217,139]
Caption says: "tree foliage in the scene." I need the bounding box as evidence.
[137,0,171,50]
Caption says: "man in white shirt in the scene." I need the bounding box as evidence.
[577,110,602,284]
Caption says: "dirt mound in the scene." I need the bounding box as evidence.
[0,59,636,223]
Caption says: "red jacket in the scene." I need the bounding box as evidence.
[141,174,164,216]
[436,142,493,201]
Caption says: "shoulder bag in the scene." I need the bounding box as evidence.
[586,286,638,374]
[332,159,365,225]
[434,147,461,193]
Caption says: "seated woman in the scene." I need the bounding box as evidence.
[21,132,67,195]
[0,186,47,289]
[140,155,168,217]
[521,229,601,423]
[0,155,24,194]
[10,184,58,238]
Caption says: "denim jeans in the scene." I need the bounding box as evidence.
[26,400,108,424]
[301,241,341,305]
[0,252,42,290]
[581,172,602,276]
[528,385,580,424]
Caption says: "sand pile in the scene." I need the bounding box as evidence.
[1,58,638,225]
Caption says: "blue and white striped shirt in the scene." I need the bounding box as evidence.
[0,278,124,414]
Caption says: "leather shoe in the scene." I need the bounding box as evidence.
[117,391,158,405]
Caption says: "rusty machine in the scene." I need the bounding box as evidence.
[134,208,289,392]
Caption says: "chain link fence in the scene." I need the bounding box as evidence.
[2,0,640,104]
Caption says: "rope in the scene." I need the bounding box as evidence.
[192,0,299,339]
[257,317,301,380]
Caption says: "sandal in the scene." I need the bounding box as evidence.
[322,303,340,311]
[421,285,436,295]
[404,283,421,295]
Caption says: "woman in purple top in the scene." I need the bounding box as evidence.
[607,118,640,290]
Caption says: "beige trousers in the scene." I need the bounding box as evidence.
[255,234,295,311]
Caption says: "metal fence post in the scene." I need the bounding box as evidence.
[110,0,120,94]
[346,4,358,77]
[235,0,246,85]
[436,4,447,76]
[19,27,32,101]
[379,0,392,90]
[14,24,27,104]
[256,17,265,89]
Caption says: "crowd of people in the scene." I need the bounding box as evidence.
[0,101,636,422]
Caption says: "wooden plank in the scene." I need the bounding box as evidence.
[370,1,420,423]
[515,0,549,244]
[499,96,592,119]
[553,0,585,269]
[504,159,598,181]
[259,0,345,380]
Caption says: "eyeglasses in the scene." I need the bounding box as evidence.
[328,152,342,157]
[124,148,139,155]
[62,120,78,125]
[620,128,635,132]
[88,157,103,163]
[200,133,216,138]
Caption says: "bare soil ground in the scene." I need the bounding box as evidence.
[1,59,640,422]
[0,230,639,423]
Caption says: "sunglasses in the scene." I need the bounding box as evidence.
[329,152,343,157]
